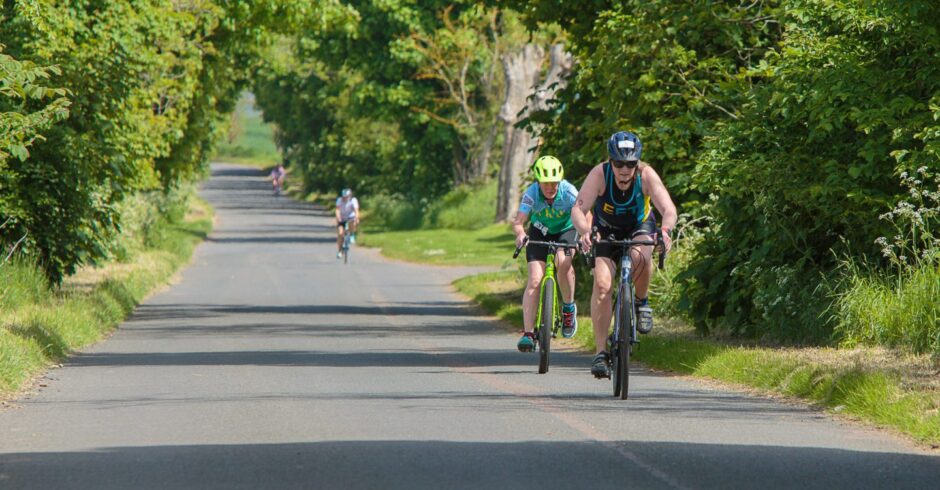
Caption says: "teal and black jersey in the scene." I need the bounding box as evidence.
[518,180,578,235]
[593,162,651,230]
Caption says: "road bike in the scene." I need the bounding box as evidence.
[271,174,285,196]
[593,229,665,399]
[513,238,574,374]
[340,221,352,264]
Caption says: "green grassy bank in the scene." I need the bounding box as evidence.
[0,198,212,399]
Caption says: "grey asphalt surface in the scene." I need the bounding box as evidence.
[1,163,937,489]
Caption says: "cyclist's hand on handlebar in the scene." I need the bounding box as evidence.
[515,233,528,249]
[577,231,594,253]
[659,228,673,254]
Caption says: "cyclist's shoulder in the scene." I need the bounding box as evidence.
[559,179,578,195]
[520,182,539,205]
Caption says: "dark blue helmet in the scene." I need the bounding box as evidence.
[607,131,642,162]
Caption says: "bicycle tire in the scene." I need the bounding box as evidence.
[538,277,554,374]
[612,298,622,396]
[616,287,633,399]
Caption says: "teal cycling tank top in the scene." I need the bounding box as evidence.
[518,180,578,234]
[593,162,650,229]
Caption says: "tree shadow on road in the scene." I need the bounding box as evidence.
[1,440,936,489]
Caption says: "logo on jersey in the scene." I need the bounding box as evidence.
[602,203,630,216]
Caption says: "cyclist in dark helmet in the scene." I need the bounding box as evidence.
[571,130,677,378]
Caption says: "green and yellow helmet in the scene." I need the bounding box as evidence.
[532,156,563,183]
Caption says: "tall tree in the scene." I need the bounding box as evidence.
[495,42,572,222]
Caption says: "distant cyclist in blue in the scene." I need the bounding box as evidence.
[512,156,581,352]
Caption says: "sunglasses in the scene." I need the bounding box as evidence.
[610,159,638,169]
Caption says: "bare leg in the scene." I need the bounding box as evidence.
[630,245,653,298]
[555,251,576,304]
[591,257,616,354]
[522,261,546,333]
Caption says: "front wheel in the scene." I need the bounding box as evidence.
[537,278,554,374]
[614,290,633,399]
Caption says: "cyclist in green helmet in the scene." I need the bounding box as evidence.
[512,156,582,352]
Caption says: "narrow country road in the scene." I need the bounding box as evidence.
[1,163,937,489]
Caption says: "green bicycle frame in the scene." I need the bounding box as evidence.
[534,249,562,336]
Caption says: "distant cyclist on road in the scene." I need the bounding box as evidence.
[571,131,677,378]
[512,156,581,352]
[335,188,359,259]
[269,163,287,195]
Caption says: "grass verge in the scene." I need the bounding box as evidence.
[0,198,212,399]
[360,223,516,267]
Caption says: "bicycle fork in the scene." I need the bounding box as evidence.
[612,255,637,350]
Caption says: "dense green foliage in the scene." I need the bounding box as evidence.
[0,0,303,283]
[253,1,539,201]
[521,0,784,205]
[501,0,939,344]
[681,1,940,340]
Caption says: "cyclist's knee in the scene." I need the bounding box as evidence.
[593,278,613,297]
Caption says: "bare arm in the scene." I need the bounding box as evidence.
[641,166,678,252]
[573,165,604,248]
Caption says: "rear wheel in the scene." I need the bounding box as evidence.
[538,278,554,374]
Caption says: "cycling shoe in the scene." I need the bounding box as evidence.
[591,352,610,378]
[636,300,653,334]
[517,332,536,352]
[561,303,577,338]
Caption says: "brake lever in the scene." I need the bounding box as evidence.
[512,236,529,259]
[657,230,666,269]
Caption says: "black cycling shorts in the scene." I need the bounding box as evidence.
[591,219,656,267]
[526,226,578,263]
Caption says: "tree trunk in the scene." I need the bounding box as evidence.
[495,44,545,222]
[495,43,573,223]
